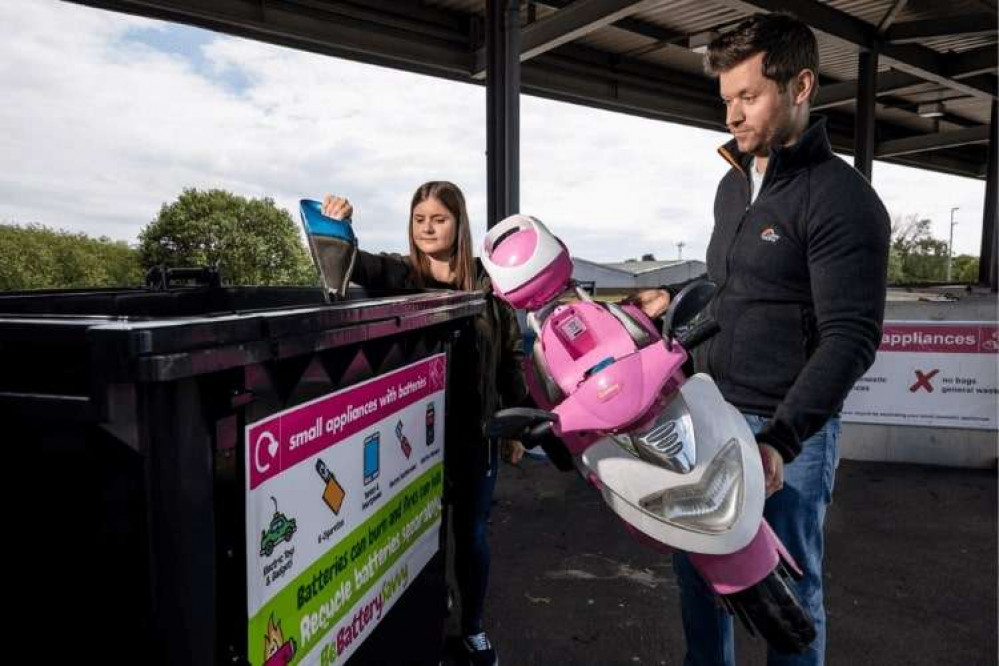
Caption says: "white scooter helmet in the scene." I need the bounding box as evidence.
[481,214,574,310]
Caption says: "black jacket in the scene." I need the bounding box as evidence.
[699,117,889,462]
[351,250,527,467]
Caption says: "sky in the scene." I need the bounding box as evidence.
[0,0,988,263]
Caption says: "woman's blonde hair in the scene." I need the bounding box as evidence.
[408,181,475,291]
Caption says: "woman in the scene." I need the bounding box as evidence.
[322,181,525,666]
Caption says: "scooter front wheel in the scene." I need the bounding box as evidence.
[727,567,816,654]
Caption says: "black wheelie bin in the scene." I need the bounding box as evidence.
[1,279,483,666]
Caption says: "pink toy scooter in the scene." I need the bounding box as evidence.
[483,215,815,653]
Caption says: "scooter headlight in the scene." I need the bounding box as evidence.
[639,439,744,533]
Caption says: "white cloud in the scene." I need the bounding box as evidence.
[0,0,987,266]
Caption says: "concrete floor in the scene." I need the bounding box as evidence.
[457,456,998,666]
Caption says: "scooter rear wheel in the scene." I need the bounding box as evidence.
[728,568,816,654]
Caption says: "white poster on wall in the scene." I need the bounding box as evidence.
[842,321,998,430]
[244,354,448,666]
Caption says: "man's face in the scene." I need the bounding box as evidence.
[719,52,795,156]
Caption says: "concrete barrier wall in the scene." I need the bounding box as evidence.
[841,422,997,468]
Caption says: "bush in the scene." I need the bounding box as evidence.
[0,223,143,290]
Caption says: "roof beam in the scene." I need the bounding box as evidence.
[714,0,997,100]
[876,0,908,33]
[66,0,472,78]
[472,0,651,78]
[814,48,998,111]
[537,0,686,43]
[881,42,997,99]
[948,46,999,79]
[968,0,999,13]
[715,0,877,48]
[885,14,998,43]
[875,125,991,157]
[814,70,924,109]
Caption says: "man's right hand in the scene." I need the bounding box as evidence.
[623,288,671,319]
[322,194,353,221]
[759,443,785,497]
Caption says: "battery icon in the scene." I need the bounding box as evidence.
[426,403,436,446]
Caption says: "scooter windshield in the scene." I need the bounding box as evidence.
[610,389,697,474]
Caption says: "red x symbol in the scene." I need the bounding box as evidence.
[910,369,939,393]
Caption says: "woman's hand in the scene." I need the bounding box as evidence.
[622,288,671,319]
[322,194,354,221]
[501,439,526,465]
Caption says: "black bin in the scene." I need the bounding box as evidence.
[1,284,483,665]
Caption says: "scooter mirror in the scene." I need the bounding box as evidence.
[661,279,717,339]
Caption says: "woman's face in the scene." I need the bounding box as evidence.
[411,196,458,259]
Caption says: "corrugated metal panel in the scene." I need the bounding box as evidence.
[419,0,993,173]
[827,0,894,26]
[894,0,994,22]
[921,34,998,53]
[634,0,745,35]
[572,23,662,56]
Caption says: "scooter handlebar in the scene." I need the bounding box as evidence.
[674,317,720,351]
[485,408,576,471]
[485,407,556,439]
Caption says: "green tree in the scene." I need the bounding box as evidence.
[901,237,947,282]
[138,188,317,286]
[953,254,980,283]
[0,223,142,290]
[887,214,978,284]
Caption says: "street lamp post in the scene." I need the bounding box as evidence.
[947,207,959,282]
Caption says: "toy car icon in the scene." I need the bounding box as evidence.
[260,511,297,557]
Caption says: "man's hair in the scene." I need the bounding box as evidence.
[706,13,819,100]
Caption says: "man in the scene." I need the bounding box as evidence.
[635,13,889,666]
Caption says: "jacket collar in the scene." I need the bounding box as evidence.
[717,115,833,179]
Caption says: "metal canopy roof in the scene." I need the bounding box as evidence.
[67,0,997,179]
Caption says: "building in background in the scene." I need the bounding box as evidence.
[572,257,707,295]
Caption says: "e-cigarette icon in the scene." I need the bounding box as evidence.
[395,420,412,458]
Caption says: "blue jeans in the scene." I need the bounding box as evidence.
[672,415,840,666]
[450,438,500,636]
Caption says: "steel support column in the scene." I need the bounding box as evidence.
[979,101,997,290]
[854,49,878,180]
[486,0,521,228]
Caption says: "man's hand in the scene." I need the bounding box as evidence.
[759,443,784,497]
[322,194,353,220]
[623,288,671,319]
[501,439,525,465]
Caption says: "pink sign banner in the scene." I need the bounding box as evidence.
[879,323,998,354]
[247,355,447,489]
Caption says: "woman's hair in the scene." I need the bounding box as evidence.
[407,180,475,291]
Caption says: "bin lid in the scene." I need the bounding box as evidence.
[0,286,485,384]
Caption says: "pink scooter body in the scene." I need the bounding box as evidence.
[539,302,687,436]
[527,300,802,596]
[689,521,803,594]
